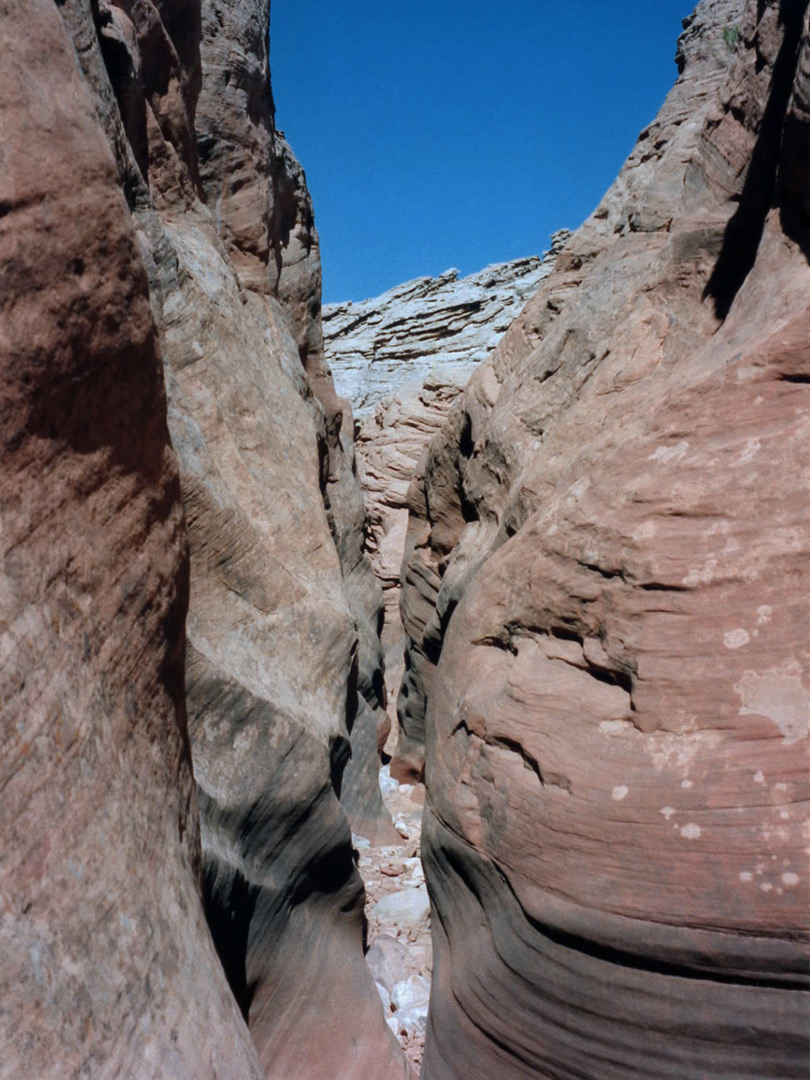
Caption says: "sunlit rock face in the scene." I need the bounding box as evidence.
[1,0,408,1077]
[192,0,395,853]
[324,251,568,420]
[396,1,810,1076]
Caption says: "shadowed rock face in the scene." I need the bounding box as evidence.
[396,1,810,1077]
[112,0,402,1074]
[0,1,263,1076]
[351,382,467,755]
[2,0,406,1077]
[195,0,393,851]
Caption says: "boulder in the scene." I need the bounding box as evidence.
[371,886,431,929]
[391,976,431,1013]
[391,1005,429,1042]
[367,935,412,993]
[376,982,393,1014]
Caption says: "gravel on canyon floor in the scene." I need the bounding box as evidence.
[356,765,431,1073]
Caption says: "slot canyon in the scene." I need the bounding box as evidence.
[0,1,808,1079]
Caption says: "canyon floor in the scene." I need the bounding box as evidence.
[359,755,431,1074]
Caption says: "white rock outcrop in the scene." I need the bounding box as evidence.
[324,239,570,419]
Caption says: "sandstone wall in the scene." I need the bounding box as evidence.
[1,0,407,1077]
[194,0,393,849]
[397,1,810,1076]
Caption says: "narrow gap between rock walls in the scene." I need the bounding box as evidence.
[354,743,431,1074]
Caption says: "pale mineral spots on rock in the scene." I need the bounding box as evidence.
[632,519,657,541]
[612,785,629,801]
[567,477,590,502]
[679,823,702,840]
[682,558,719,587]
[753,770,766,783]
[646,727,721,775]
[723,627,750,649]
[756,605,773,624]
[738,437,762,464]
[599,719,628,735]
[739,871,754,883]
[781,872,800,887]
[681,779,693,789]
[232,727,256,754]
[735,661,810,744]
[660,806,676,820]
[761,825,791,844]
[649,440,689,462]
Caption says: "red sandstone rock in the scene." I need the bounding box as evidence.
[196,0,393,847]
[398,2,810,1077]
[0,2,263,1076]
[355,383,465,766]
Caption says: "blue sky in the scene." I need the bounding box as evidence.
[271,1,692,302]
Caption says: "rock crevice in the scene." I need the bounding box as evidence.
[326,248,567,773]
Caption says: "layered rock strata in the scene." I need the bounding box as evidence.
[2,0,406,1077]
[326,251,565,746]
[324,250,568,420]
[398,1,810,1076]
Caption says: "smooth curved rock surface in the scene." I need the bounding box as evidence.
[397,2,810,1077]
[0,2,263,1076]
[2,0,406,1077]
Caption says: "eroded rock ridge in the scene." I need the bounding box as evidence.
[324,245,569,419]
